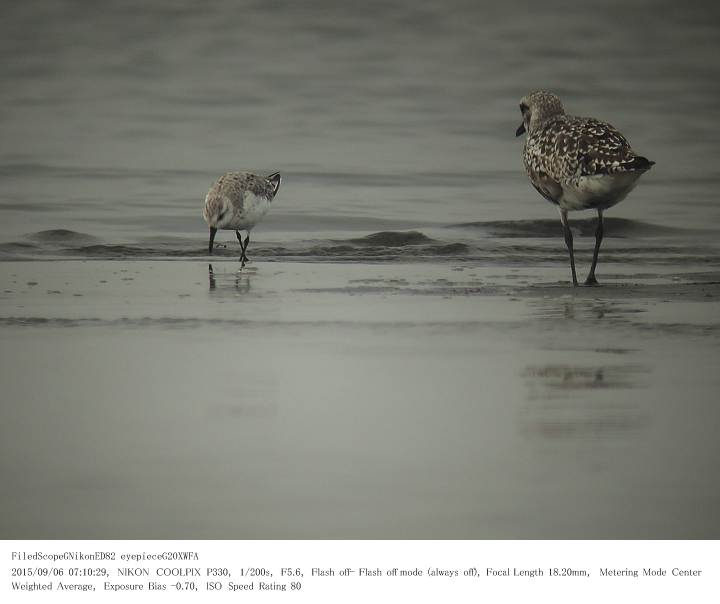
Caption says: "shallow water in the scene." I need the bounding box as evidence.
[1,1,720,539]
[2,0,720,251]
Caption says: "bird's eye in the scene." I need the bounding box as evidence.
[520,103,529,114]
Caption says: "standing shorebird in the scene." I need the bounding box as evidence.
[203,171,281,265]
[516,91,654,286]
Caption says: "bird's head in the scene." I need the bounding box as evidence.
[516,91,565,137]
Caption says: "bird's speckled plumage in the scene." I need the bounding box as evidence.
[516,91,654,286]
[207,172,279,205]
[519,91,653,211]
[203,171,281,260]
[203,171,281,231]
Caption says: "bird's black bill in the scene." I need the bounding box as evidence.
[516,123,526,137]
[208,227,217,255]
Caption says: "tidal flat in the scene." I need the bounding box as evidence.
[1,260,718,539]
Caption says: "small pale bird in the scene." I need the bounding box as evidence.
[203,171,281,265]
[516,91,654,286]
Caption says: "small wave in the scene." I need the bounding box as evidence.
[448,218,696,238]
[69,244,209,258]
[350,231,433,246]
[28,229,100,244]
[2,225,718,266]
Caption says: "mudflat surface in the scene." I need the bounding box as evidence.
[1,261,718,539]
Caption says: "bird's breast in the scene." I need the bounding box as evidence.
[226,193,270,230]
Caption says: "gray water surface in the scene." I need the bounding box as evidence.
[2,0,720,248]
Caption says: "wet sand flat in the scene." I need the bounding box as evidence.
[1,260,719,539]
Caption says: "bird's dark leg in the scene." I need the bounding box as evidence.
[585,209,604,286]
[559,209,578,286]
[236,230,250,267]
[242,234,250,265]
[208,227,217,255]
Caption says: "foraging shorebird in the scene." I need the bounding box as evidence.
[516,91,654,286]
[203,171,281,265]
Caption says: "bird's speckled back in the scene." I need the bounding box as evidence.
[206,172,279,204]
[520,92,652,187]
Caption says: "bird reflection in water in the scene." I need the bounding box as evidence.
[208,263,251,294]
[519,363,651,439]
[529,297,645,324]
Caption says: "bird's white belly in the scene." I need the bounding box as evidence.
[223,193,270,231]
[560,172,642,211]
